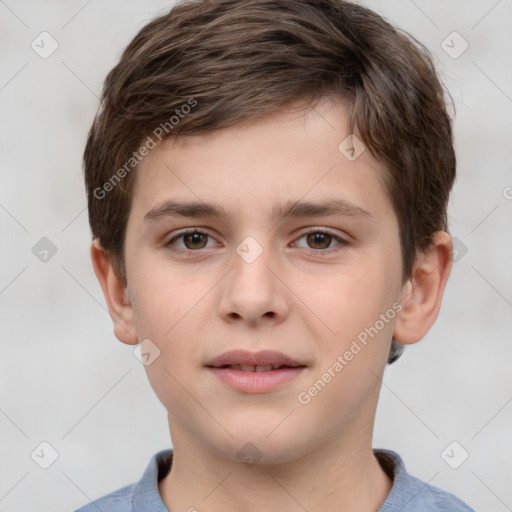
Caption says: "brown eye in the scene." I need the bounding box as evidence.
[166,229,215,252]
[182,232,208,250]
[306,232,333,250]
[293,229,347,254]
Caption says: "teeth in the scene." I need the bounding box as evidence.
[255,365,273,372]
[228,364,284,372]
[240,364,255,372]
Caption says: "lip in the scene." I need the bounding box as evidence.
[205,349,304,368]
[205,350,307,393]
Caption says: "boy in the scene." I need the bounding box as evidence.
[77,0,475,510]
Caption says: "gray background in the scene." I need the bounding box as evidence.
[1,0,511,510]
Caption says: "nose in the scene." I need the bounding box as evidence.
[216,240,290,327]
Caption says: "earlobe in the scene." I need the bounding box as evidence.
[393,231,453,345]
[90,239,139,345]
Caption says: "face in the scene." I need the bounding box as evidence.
[122,99,405,464]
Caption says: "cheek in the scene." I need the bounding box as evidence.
[311,259,398,336]
[128,258,213,358]
[301,253,401,390]
[129,256,202,339]
[137,301,206,419]
[298,272,398,424]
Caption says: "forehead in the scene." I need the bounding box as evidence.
[129,99,393,223]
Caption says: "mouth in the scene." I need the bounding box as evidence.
[205,350,307,393]
[205,349,305,368]
[212,364,303,372]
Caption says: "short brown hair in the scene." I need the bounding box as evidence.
[83,0,456,363]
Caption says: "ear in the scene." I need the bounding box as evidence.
[393,231,453,345]
[90,238,138,345]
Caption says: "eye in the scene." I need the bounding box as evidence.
[166,229,217,252]
[165,228,348,255]
[293,229,348,253]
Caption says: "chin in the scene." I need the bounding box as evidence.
[208,418,316,467]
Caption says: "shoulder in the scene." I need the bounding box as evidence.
[73,449,173,512]
[375,449,475,512]
[74,483,135,512]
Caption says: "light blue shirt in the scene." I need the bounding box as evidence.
[74,449,475,511]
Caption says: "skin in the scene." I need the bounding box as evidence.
[91,97,452,511]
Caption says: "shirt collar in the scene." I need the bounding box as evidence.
[131,448,408,510]
[132,449,173,511]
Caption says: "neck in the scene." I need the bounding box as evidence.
[159,420,392,512]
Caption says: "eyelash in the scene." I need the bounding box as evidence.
[165,228,349,256]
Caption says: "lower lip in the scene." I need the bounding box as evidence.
[207,367,306,393]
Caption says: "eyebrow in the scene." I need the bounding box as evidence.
[144,198,372,224]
